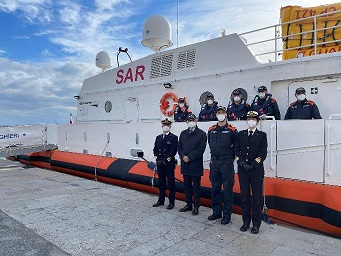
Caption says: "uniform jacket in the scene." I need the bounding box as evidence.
[198,101,218,121]
[284,99,322,119]
[178,127,207,176]
[153,132,178,169]
[227,100,251,121]
[208,123,237,157]
[174,105,192,122]
[251,94,281,120]
[235,129,267,172]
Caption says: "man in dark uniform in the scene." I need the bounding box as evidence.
[178,113,207,215]
[198,93,218,121]
[152,118,178,209]
[207,106,238,224]
[235,111,267,234]
[251,86,281,120]
[174,97,192,122]
[284,87,322,119]
[227,88,251,121]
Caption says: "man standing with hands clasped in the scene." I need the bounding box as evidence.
[235,111,267,234]
[178,113,207,215]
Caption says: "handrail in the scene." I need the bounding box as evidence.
[326,124,331,177]
[270,124,276,170]
[328,114,341,119]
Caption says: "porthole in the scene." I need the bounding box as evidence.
[105,101,112,113]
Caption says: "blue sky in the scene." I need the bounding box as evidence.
[0,0,336,125]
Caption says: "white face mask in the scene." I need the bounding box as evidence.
[162,126,170,132]
[297,94,306,101]
[258,92,266,99]
[179,103,185,108]
[234,96,241,102]
[217,114,226,122]
[187,121,196,129]
[247,120,257,128]
[207,99,213,105]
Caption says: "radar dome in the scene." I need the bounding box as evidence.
[96,51,111,71]
[141,15,173,52]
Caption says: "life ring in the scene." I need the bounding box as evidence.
[159,92,178,116]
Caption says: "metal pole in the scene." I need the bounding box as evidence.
[314,16,317,56]
[274,25,277,62]
[177,0,179,48]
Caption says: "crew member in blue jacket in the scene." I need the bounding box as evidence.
[284,87,322,119]
[174,97,192,122]
[251,86,281,120]
[227,89,251,121]
[152,118,178,209]
[178,113,207,215]
[198,93,218,121]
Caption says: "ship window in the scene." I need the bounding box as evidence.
[150,53,173,78]
[177,49,196,69]
[105,101,112,113]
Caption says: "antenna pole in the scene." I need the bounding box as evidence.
[177,0,179,48]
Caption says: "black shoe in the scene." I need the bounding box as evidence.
[192,208,199,215]
[166,203,174,209]
[179,205,192,212]
[220,216,230,225]
[208,213,222,220]
[152,201,164,207]
[251,226,259,234]
[240,224,249,232]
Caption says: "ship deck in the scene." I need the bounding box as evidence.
[0,158,340,256]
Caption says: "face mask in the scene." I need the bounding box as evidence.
[297,94,306,101]
[258,92,266,99]
[179,103,185,108]
[162,126,170,132]
[207,99,213,105]
[187,121,196,129]
[247,120,257,128]
[217,114,226,122]
[233,96,241,102]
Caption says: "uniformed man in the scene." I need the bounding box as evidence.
[284,87,322,119]
[152,118,178,209]
[198,93,218,121]
[174,97,192,122]
[178,113,207,215]
[207,106,238,224]
[227,88,251,121]
[251,86,281,120]
[235,111,267,234]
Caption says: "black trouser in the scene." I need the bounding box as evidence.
[209,157,234,219]
[183,175,201,208]
[238,169,264,228]
[157,166,175,204]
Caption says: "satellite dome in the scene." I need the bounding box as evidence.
[96,51,111,71]
[141,15,173,52]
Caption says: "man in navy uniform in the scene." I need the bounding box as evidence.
[207,106,238,224]
[198,93,218,121]
[153,118,178,209]
[235,111,267,234]
[251,86,281,120]
[178,113,207,215]
[174,97,192,122]
[284,87,322,119]
[227,88,251,121]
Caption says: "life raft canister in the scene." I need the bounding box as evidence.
[159,92,178,117]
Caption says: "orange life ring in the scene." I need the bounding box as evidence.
[159,92,178,117]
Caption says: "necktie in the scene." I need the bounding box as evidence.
[249,130,253,136]
[248,130,253,143]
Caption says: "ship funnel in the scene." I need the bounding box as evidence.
[141,15,173,52]
[96,51,111,71]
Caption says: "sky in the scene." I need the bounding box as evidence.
[0,0,337,126]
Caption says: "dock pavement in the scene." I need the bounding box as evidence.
[0,158,340,256]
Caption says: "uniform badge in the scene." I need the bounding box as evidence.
[167,141,171,144]
[167,157,172,162]
[235,156,239,162]
[255,157,261,163]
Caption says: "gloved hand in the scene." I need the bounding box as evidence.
[259,114,267,120]
[242,163,253,171]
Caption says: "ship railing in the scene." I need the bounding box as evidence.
[239,9,341,63]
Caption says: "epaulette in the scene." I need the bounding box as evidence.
[187,108,191,113]
[289,101,296,107]
[246,103,250,107]
[228,124,237,132]
[271,99,276,103]
[208,124,216,131]
[306,100,315,105]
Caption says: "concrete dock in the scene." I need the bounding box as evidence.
[0,159,340,256]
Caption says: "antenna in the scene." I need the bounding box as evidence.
[177,0,179,48]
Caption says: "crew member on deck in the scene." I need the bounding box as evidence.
[198,93,218,121]
[227,89,251,121]
[235,111,267,234]
[178,113,207,215]
[207,106,237,225]
[251,86,281,120]
[152,118,178,210]
[284,87,322,120]
[174,97,192,122]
